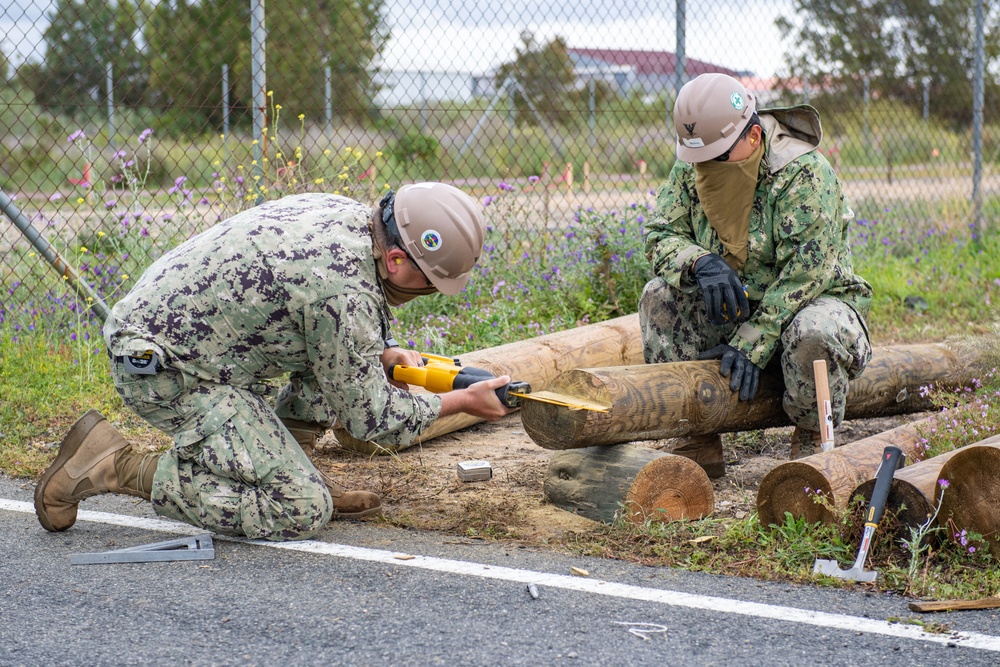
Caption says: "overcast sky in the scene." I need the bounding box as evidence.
[2,0,794,77]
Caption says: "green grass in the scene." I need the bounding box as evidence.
[5,174,1000,599]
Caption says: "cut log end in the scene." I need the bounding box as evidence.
[852,479,932,540]
[937,444,1000,559]
[623,454,714,523]
[756,463,834,528]
[545,445,713,524]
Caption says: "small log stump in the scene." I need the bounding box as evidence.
[544,445,713,524]
[936,436,1000,558]
[756,417,932,527]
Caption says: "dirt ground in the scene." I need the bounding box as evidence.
[315,410,927,545]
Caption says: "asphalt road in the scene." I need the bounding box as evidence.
[3,474,1000,667]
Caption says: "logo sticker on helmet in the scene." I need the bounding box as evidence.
[421,230,442,251]
[731,93,744,110]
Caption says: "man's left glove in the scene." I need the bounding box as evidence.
[698,344,761,401]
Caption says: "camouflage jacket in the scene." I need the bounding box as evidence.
[644,105,873,368]
[104,193,440,445]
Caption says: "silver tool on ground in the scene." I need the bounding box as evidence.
[456,460,492,482]
[71,534,215,565]
[813,446,904,582]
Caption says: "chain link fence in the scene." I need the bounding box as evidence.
[1,0,998,329]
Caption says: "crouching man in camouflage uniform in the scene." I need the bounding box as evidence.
[640,73,874,477]
[35,183,511,541]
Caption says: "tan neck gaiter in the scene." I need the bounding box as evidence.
[693,139,765,270]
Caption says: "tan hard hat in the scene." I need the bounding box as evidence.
[392,182,486,295]
[673,73,756,163]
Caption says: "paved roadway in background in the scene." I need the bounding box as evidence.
[2,473,1000,666]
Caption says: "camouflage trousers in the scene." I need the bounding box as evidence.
[639,277,872,430]
[110,362,333,541]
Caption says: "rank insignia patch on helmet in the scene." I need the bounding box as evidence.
[421,230,442,251]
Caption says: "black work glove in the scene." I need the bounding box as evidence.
[692,253,750,326]
[698,344,761,401]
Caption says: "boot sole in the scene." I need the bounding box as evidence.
[34,409,105,532]
[331,506,383,520]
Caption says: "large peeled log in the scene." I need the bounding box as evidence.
[755,417,934,527]
[335,313,643,453]
[544,446,714,524]
[522,343,971,451]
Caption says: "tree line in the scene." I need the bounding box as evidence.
[10,0,386,133]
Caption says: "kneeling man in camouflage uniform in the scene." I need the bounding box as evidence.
[640,73,873,477]
[35,183,510,541]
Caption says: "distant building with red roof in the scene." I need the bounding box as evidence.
[567,48,742,97]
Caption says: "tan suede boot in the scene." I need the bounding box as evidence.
[667,433,725,479]
[34,410,157,532]
[280,418,382,519]
[789,426,824,460]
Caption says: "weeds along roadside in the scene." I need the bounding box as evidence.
[4,126,1000,598]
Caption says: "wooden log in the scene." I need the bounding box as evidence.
[909,598,1000,613]
[850,448,964,539]
[521,343,971,450]
[935,436,1000,558]
[756,417,935,527]
[544,445,713,524]
[334,313,643,454]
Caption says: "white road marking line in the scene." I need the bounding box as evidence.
[4,497,999,652]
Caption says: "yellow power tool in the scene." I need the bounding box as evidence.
[389,353,607,412]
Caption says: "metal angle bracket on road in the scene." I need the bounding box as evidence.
[70,534,215,565]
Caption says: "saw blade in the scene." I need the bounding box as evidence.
[509,391,608,412]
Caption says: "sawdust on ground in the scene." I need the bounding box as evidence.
[314,411,927,545]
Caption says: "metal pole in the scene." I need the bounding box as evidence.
[105,62,115,152]
[0,188,111,323]
[420,70,427,133]
[922,77,930,122]
[973,0,985,235]
[588,78,595,148]
[222,63,230,140]
[325,64,333,143]
[863,74,870,148]
[250,0,267,205]
[672,0,686,127]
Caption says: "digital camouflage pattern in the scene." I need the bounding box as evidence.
[641,106,873,428]
[104,193,441,539]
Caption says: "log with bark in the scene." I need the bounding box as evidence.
[935,436,1000,558]
[522,343,972,450]
[755,417,936,527]
[334,313,643,454]
[544,445,714,524]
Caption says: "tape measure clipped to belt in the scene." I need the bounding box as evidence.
[118,350,162,375]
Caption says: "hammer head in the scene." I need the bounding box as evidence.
[813,558,878,583]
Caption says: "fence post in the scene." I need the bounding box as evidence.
[250,0,267,205]
[583,161,591,194]
[565,162,574,205]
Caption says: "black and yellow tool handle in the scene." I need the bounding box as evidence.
[389,358,530,408]
[866,445,905,527]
